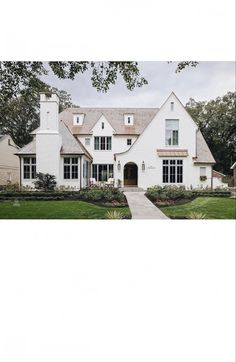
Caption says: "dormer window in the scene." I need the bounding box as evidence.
[73,114,84,126]
[124,114,134,126]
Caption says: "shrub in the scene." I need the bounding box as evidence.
[188,212,206,219]
[106,210,124,219]
[79,187,126,203]
[146,185,193,202]
[33,173,57,191]
[0,183,19,192]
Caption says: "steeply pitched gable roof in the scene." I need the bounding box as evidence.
[60,107,159,135]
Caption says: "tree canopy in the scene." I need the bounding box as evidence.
[186,92,236,174]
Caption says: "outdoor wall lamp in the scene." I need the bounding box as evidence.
[142,161,145,171]
[117,161,121,171]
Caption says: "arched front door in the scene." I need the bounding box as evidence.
[124,162,138,186]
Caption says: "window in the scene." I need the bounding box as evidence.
[200,167,206,176]
[85,138,90,146]
[101,122,104,129]
[94,137,112,150]
[92,164,114,181]
[23,157,36,179]
[83,160,89,178]
[170,102,174,111]
[73,114,84,126]
[124,114,134,125]
[162,160,183,183]
[64,157,78,179]
[127,139,132,146]
[165,120,179,146]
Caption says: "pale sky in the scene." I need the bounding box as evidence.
[42,61,235,107]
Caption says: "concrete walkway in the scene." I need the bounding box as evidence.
[124,191,169,219]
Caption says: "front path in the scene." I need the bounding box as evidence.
[124,191,169,220]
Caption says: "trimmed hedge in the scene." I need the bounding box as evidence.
[146,185,231,204]
[0,187,127,205]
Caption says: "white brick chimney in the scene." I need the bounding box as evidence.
[36,92,62,181]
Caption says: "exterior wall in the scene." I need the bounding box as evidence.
[114,93,213,189]
[78,115,138,165]
[0,136,20,185]
[36,93,62,182]
[213,176,228,188]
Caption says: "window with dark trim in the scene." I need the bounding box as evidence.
[94,137,112,150]
[92,164,114,181]
[23,157,36,179]
[64,157,78,179]
[127,139,132,146]
[162,160,183,183]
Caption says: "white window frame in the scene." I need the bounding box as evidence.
[73,114,84,126]
[162,159,183,183]
[165,119,179,146]
[124,114,134,126]
[200,167,206,176]
[94,136,112,151]
[23,157,36,180]
[63,157,79,180]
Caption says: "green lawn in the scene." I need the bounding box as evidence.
[160,197,236,219]
[0,200,130,219]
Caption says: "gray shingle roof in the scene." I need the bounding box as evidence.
[17,121,92,160]
[194,130,216,164]
[60,107,159,135]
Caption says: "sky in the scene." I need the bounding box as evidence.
[41,61,235,108]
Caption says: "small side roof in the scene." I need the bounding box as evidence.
[194,130,216,164]
[16,121,92,160]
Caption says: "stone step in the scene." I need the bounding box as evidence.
[120,187,144,192]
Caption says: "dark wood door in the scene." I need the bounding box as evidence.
[124,163,138,186]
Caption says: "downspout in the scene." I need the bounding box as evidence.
[19,157,22,191]
[80,156,82,189]
[211,166,213,190]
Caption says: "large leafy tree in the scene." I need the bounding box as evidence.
[186,92,236,174]
[0,84,75,147]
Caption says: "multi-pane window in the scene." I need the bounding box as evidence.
[23,157,36,179]
[92,164,114,181]
[162,160,183,183]
[165,120,179,146]
[64,157,78,179]
[127,139,132,146]
[94,137,112,150]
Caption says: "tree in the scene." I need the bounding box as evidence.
[0,61,198,99]
[0,85,75,147]
[186,92,236,174]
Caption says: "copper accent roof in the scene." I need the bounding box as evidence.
[157,149,189,157]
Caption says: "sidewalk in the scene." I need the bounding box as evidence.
[124,191,169,219]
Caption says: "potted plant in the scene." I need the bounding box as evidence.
[200,175,207,181]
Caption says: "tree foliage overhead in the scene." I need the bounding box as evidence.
[186,92,236,174]
[0,85,75,147]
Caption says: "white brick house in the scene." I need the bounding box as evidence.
[17,92,216,190]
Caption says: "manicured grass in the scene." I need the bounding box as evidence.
[159,197,236,219]
[0,200,130,219]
